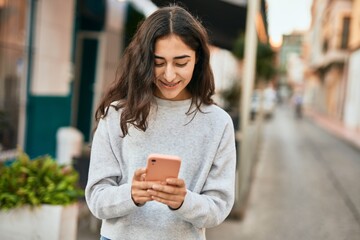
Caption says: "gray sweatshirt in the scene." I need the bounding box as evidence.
[85,97,236,240]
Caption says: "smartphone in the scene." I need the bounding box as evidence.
[145,154,181,182]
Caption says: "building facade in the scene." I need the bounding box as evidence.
[305,0,352,121]
[278,33,304,101]
[343,0,360,129]
[0,0,128,159]
[0,1,29,156]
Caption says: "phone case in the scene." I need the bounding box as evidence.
[145,154,181,181]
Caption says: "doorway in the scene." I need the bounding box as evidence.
[72,32,101,142]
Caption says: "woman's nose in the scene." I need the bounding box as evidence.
[164,65,176,81]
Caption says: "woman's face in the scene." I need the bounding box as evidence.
[153,34,196,101]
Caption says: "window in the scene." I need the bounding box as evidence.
[323,38,329,53]
[340,16,351,49]
[0,1,28,156]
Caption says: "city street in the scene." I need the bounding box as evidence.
[206,104,360,240]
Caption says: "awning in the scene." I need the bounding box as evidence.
[150,0,268,51]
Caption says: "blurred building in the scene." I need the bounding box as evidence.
[209,46,241,108]
[343,0,360,129]
[0,0,268,159]
[305,0,352,121]
[278,33,305,100]
[0,0,127,159]
[0,1,28,156]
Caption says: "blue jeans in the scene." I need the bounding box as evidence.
[100,236,110,240]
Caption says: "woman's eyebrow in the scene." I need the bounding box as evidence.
[154,55,191,60]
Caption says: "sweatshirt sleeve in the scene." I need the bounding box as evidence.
[85,115,138,220]
[173,119,237,228]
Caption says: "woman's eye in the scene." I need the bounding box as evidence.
[176,62,187,67]
[154,62,165,67]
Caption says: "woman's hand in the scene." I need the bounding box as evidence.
[131,168,153,206]
[147,178,187,210]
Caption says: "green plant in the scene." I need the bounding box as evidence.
[0,152,84,210]
[232,34,278,82]
[221,81,242,112]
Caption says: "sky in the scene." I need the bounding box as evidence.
[266,0,313,47]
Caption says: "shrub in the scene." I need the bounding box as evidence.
[0,152,84,210]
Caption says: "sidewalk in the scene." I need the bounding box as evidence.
[304,108,360,150]
[77,201,100,240]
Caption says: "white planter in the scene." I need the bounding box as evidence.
[0,203,79,240]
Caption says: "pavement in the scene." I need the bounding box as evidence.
[76,105,360,240]
[304,108,360,150]
[75,201,96,240]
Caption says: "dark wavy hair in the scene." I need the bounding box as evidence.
[95,5,215,136]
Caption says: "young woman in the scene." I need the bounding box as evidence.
[85,5,236,240]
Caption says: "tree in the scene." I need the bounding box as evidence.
[232,34,277,83]
[221,34,277,112]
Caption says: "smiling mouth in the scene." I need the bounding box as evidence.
[160,80,180,88]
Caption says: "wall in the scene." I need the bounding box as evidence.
[349,0,360,50]
[25,0,75,158]
[0,0,28,155]
[344,49,360,129]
